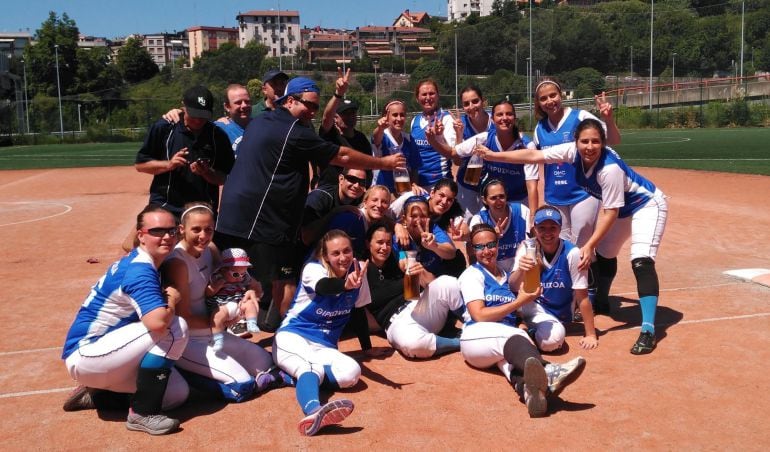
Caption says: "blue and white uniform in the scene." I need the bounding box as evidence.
[458,263,532,381]
[542,143,668,261]
[274,260,371,387]
[410,110,457,189]
[451,113,496,219]
[215,119,245,157]
[455,130,538,218]
[392,224,455,277]
[63,248,190,409]
[371,129,419,193]
[469,202,530,272]
[515,239,588,351]
[534,107,602,246]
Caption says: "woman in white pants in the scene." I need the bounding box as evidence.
[459,223,586,418]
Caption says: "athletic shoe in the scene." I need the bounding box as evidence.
[63,385,95,412]
[573,308,583,323]
[246,319,260,334]
[297,399,354,436]
[523,357,548,418]
[228,321,250,337]
[631,331,656,355]
[256,366,295,392]
[545,356,586,397]
[126,409,180,435]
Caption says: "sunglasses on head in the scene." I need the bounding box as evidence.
[471,240,498,251]
[343,174,366,186]
[141,227,178,238]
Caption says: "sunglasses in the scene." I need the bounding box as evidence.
[471,240,498,251]
[294,97,320,112]
[462,98,482,107]
[228,270,248,278]
[141,227,178,238]
[343,174,366,186]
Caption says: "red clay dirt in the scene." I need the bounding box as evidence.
[1,166,769,450]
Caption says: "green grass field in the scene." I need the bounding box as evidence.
[0,127,768,175]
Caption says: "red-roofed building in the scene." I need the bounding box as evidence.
[393,9,432,28]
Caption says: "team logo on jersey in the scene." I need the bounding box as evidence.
[553,169,567,177]
[543,269,566,289]
[562,132,571,143]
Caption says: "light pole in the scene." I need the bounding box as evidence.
[630,45,633,76]
[740,0,744,79]
[21,58,29,134]
[54,44,64,140]
[77,103,82,132]
[649,0,654,110]
[672,52,677,90]
[454,27,458,109]
[373,59,379,113]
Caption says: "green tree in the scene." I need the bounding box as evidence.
[193,41,268,85]
[73,47,122,94]
[24,11,79,97]
[117,37,158,83]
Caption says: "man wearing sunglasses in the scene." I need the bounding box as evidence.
[215,77,406,333]
[300,168,368,248]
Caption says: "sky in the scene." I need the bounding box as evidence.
[0,0,448,38]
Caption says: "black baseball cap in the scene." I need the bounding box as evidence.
[336,99,359,114]
[263,69,288,84]
[182,85,213,119]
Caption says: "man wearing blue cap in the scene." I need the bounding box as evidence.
[215,77,406,332]
[511,205,598,351]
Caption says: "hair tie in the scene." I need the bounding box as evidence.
[181,205,214,221]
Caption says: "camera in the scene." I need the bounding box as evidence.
[187,142,212,165]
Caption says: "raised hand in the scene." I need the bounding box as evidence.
[344,259,368,290]
[594,92,613,119]
[494,215,509,237]
[450,108,464,138]
[447,218,465,241]
[335,67,352,97]
[417,220,436,249]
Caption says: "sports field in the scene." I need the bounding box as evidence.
[1,127,768,174]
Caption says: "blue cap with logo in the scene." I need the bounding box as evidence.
[534,206,562,226]
[276,77,320,106]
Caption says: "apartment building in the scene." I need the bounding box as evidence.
[143,32,189,69]
[447,0,495,21]
[187,26,237,67]
[236,10,301,58]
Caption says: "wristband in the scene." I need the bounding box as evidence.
[333,92,343,99]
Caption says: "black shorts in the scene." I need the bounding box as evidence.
[213,231,301,282]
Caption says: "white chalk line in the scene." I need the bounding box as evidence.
[626,158,770,161]
[612,281,739,296]
[0,346,62,357]
[0,387,74,399]
[0,201,73,227]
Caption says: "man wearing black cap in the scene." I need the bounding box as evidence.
[215,77,405,332]
[251,69,289,117]
[314,67,373,188]
[135,85,234,217]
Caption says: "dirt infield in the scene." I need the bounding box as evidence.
[1,166,769,450]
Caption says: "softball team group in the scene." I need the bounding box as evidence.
[62,77,667,436]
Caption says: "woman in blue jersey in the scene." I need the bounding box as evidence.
[450,100,539,218]
[371,100,420,196]
[164,203,289,403]
[410,78,457,190]
[459,223,586,418]
[533,78,620,247]
[273,230,370,436]
[512,206,597,351]
[477,118,668,355]
[469,180,530,272]
[62,204,189,435]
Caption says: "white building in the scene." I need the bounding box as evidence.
[236,10,301,58]
[447,0,495,21]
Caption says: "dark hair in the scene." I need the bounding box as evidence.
[403,196,430,214]
[432,178,459,196]
[470,223,496,242]
[491,99,520,138]
[135,204,175,230]
[414,78,440,98]
[365,221,394,245]
[460,84,484,100]
[574,118,607,145]
[481,178,507,199]
[533,78,563,120]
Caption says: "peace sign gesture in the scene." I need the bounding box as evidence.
[344,259,369,290]
[493,214,509,237]
[449,108,464,138]
[594,91,613,120]
[417,220,436,249]
[335,67,352,97]
[447,217,465,242]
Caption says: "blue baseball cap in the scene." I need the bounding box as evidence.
[276,77,320,105]
[534,206,562,226]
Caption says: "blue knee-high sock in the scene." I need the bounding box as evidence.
[639,295,658,333]
[296,372,321,415]
[322,365,340,389]
[140,353,174,369]
[434,335,460,356]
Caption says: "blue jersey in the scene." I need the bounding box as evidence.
[481,129,533,202]
[410,110,453,187]
[393,223,453,276]
[374,130,419,193]
[459,263,518,327]
[461,111,494,140]
[279,260,370,348]
[215,120,245,157]
[537,240,578,322]
[575,146,657,219]
[477,202,528,264]
[62,248,168,359]
[535,108,590,206]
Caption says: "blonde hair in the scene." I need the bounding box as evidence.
[315,229,353,276]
